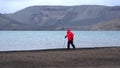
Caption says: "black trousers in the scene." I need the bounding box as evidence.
[67,40,75,49]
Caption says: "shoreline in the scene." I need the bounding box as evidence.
[0,46,119,53]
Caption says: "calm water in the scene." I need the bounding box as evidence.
[0,31,120,51]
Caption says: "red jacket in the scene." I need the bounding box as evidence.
[66,29,74,41]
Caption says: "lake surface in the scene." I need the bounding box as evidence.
[0,31,120,51]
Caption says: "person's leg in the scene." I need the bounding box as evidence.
[67,41,70,49]
[71,40,75,49]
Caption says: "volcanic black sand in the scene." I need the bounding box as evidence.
[0,47,120,68]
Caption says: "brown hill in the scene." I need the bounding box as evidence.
[91,18,120,30]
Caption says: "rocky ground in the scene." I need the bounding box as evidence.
[0,47,120,68]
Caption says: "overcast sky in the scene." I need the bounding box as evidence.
[0,0,120,13]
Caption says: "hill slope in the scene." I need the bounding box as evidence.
[0,5,120,30]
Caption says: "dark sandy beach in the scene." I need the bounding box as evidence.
[0,47,120,68]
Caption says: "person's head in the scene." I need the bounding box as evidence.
[67,28,71,33]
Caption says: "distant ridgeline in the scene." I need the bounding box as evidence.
[0,5,120,30]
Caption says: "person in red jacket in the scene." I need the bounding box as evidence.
[65,28,75,49]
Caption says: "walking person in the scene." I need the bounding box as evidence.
[65,28,75,49]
